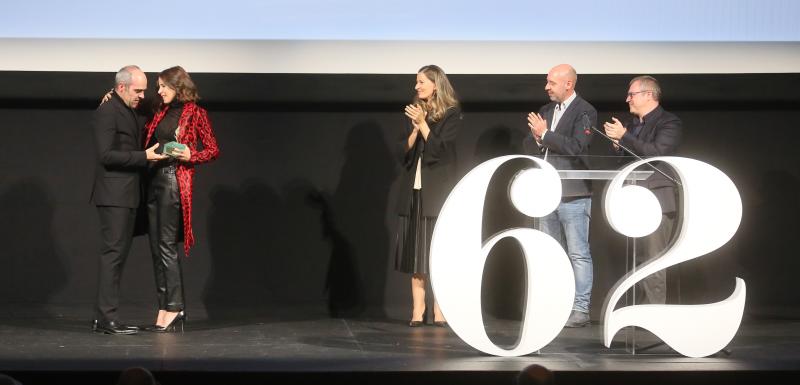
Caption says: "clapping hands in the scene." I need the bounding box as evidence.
[527,112,547,141]
[405,104,426,128]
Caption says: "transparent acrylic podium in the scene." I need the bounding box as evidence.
[556,169,653,354]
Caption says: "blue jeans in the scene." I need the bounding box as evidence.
[539,197,593,313]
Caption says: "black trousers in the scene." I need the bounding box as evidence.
[147,165,184,312]
[95,206,137,322]
[638,212,677,304]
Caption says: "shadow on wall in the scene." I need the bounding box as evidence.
[204,177,339,322]
[203,180,285,321]
[0,179,67,318]
[202,120,396,321]
[733,169,800,317]
[307,191,362,318]
[468,124,524,173]
[321,120,396,318]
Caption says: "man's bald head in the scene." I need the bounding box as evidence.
[550,64,577,83]
[545,64,577,103]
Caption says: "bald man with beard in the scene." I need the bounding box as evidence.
[523,64,597,328]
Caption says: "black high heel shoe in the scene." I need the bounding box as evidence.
[152,311,186,333]
[408,307,426,327]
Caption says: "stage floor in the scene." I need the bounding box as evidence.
[1,305,799,384]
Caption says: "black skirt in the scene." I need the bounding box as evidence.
[394,189,437,275]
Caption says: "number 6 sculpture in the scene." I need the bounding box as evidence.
[430,155,744,358]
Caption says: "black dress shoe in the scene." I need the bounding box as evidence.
[93,319,139,332]
[93,319,139,335]
[142,325,163,332]
[408,320,423,327]
[433,321,448,327]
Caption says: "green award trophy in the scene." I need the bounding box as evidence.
[164,141,187,157]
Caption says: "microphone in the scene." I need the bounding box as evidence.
[584,112,682,187]
[582,112,593,136]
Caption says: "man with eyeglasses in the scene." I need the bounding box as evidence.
[523,64,597,327]
[603,75,683,305]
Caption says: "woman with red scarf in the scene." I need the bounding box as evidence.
[143,66,219,332]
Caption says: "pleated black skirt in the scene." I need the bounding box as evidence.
[394,189,437,275]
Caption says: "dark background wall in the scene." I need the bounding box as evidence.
[0,72,797,322]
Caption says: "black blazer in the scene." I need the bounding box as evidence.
[618,105,683,213]
[396,107,462,217]
[89,92,148,208]
[522,94,596,197]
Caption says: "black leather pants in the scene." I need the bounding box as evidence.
[147,164,184,312]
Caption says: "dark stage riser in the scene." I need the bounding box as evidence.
[3,370,797,385]
[1,313,799,385]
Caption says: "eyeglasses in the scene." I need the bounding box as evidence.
[626,90,651,98]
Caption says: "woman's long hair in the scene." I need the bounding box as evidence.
[158,66,199,105]
[412,65,459,122]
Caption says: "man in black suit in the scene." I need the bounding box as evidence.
[603,75,682,304]
[90,65,166,334]
[523,64,596,327]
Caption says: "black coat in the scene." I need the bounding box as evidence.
[618,105,683,213]
[89,92,148,208]
[522,94,596,197]
[395,107,462,217]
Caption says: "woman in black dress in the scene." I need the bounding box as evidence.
[395,65,462,327]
